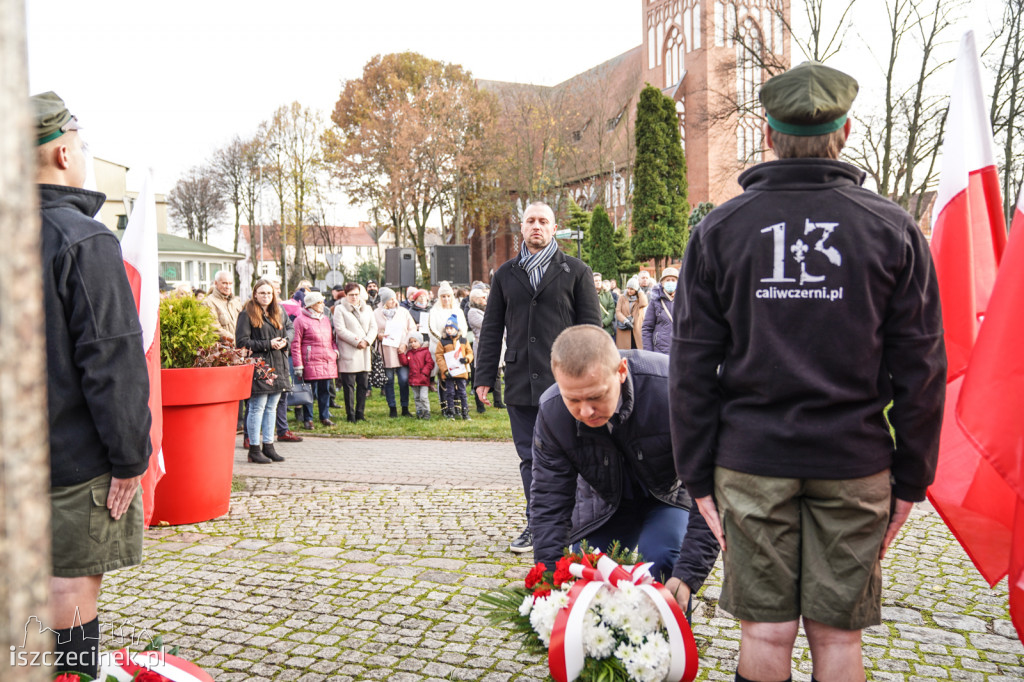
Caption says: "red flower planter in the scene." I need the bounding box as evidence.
[150,364,253,525]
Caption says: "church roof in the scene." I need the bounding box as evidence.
[478,45,645,189]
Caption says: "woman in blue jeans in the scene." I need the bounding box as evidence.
[236,279,292,463]
[373,287,418,417]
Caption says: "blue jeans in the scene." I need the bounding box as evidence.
[577,495,689,584]
[300,379,333,422]
[248,392,283,444]
[383,366,410,409]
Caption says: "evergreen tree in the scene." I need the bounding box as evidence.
[588,205,618,278]
[613,224,640,282]
[683,201,715,256]
[562,197,592,262]
[661,95,689,262]
[631,85,672,271]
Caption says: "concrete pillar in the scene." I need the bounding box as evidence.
[0,1,53,680]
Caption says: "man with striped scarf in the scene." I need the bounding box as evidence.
[475,201,603,553]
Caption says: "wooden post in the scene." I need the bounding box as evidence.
[0,2,53,680]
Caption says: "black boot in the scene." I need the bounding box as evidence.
[355,411,366,422]
[402,406,413,417]
[389,406,398,418]
[262,442,284,462]
[475,393,487,413]
[248,444,271,463]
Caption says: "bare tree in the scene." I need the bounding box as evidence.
[263,102,326,291]
[988,0,1024,225]
[847,0,964,218]
[167,164,226,243]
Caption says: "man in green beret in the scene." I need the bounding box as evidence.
[670,62,946,682]
[34,91,152,677]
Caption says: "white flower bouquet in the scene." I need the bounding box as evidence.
[481,543,698,682]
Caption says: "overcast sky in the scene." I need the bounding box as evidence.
[26,0,1004,232]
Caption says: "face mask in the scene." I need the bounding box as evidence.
[663,281,677,294]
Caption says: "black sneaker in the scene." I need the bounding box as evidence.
[509,528,533,554]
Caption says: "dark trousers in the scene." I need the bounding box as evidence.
[276,357,296,435]
[441,376,468,416]
[340,371,368,419]
[578,495,689,583]
[507,404,540,522]
[300,378,332,422]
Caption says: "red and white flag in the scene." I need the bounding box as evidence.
[121,171,165,527]
[926,31,1017,639]
[956,181,1024,641]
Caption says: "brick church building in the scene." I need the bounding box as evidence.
[467,0,791,281]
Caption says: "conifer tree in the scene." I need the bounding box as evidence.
[631,85,672,272]
[613,224,640,281]
[562,197,592,262]
[661,94,689,262]
[588,205,618,278]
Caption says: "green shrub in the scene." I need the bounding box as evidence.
[159,295,219,369]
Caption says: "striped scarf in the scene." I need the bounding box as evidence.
[519,238,559,290]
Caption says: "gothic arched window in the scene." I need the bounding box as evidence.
[664,26,685,88]
[736,16,764,162]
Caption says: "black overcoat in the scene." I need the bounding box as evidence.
[475,249,602,406]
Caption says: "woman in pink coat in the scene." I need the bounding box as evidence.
[291,291,339,427]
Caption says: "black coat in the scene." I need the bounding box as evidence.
[531,351,720,592]
[475,249,602,406]
[236,309,293,394]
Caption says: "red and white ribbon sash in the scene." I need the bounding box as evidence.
[548,555,699,682]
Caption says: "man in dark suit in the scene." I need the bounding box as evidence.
[475,201,602,553]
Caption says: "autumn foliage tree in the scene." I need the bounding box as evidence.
[325,52,497,285]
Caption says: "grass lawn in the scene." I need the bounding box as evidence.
[286,385,513,440]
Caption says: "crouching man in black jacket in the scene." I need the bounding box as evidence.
[531,325,719,609]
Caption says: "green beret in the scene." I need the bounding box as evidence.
[30,91,76,146]
[760,61,858,136]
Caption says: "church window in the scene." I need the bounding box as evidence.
[664,26,685,87]
[736,16,764,163]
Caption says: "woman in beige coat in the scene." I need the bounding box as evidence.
[615,276,648,350]
[374,287,418,418]
[334,282,378,422]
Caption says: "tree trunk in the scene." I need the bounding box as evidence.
[0,3,55,679]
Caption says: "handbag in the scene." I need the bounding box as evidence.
[286,382,314,407]
[369,341,388,388]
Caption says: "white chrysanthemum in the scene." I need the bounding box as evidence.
[548,590,570,610]
[599,593,629,629]
[582,621,616,659]
[623,639,662,682]
[518,593,534,617]
[529,596,558,645]
[634,635,671,681]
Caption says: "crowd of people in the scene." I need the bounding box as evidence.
[36,58,950,682]
[159,267,523,462]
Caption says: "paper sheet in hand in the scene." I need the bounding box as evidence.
[383,317,406,348]
[444,347,467,377]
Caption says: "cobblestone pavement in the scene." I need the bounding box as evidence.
[97,436,1024,681]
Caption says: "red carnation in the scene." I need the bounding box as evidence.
[54,675,82,682]
[532,586,552,599]
[134,670,172,682]
[553,557,575,587]
[524,562,547,589]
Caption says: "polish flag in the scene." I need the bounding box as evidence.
[926,31,1014,623]
[956,182,1024,641]
[121,171,165,527]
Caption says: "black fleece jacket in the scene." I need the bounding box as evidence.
[40,184,152,488]
[670,159,946,502]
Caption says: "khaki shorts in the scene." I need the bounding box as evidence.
[714,466,891,630]
[51,473,144,578]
